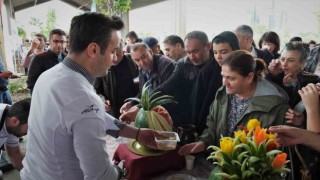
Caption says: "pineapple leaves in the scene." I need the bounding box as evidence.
[150,99,177,110]
[139,83,177,110]
[124,97,141,104]
[134,82,176,131]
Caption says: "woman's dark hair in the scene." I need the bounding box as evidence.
[212,31,240,51]
[221,50,257,82]
[258,31,280,54]
[255,58,267,77]
[69,13,124,54]
[289,36,302,43]
[309,40,316,45]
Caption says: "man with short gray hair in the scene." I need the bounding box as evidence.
[235,24,273,64]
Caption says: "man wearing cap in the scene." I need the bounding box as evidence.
[143,37,164,55]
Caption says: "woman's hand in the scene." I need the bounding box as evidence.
[285,108,305,126]
[283,73,296,85]
[270,125,305,146]
[268,59,283,76]
[298,83,319,111]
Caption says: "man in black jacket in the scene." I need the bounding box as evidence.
[120,31,213,128]
[94,42,138,118]
[27,29,67,94]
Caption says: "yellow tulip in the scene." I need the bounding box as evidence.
[247,119,261,130]
[267,133,276,140]
[220,137,234,155]
[234,130,247,143]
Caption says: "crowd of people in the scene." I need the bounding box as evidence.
[0,11,320,179]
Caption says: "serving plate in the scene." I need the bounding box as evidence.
[166,174,197,180]
[127,140,167,156]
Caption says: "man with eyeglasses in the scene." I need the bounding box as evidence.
[20,33,46,74]
[27,29,67,94]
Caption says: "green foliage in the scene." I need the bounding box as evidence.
[114,0,131,13]
[8,76,29,94]
[29,17,43,27]
[41,9,57,38]
[17,27,27,39]
[29,9,57,39]
[95,0,131,16]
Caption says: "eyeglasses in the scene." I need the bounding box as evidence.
[52,39,66,44]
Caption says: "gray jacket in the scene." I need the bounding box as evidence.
[199,78,289,146]
[304,46,320,73]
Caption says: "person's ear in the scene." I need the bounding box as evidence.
[247,72,255,82]
[175,43,181,50]
[206,42,212,51]
[87,43,98,57]
[9,117,20,126]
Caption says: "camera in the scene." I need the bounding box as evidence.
[297,72,320,88]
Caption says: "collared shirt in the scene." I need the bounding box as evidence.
[62,57,95,85]
[251,46,258,58]
[21,61,120,180]
[63,57,125,131]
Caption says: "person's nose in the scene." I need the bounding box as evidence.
[113,54,118,61]
[216,53,222,60]
[189,53,196,60]
[138,60,145,68]
[222,78,228,86]
[282,60,288,67]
